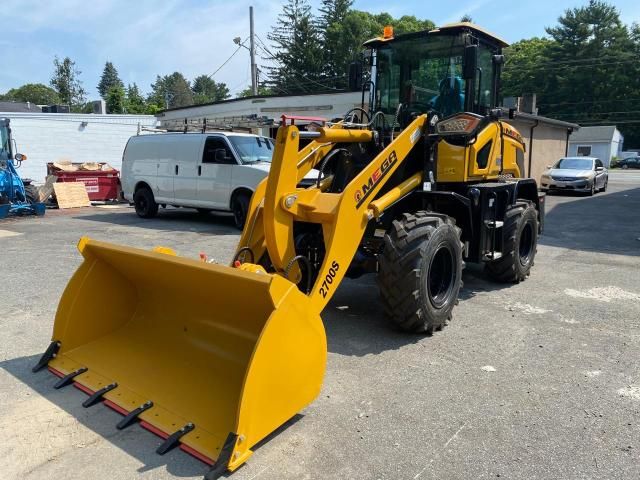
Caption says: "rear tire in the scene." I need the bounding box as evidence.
[24,184,39,204]
[377,212,463,334]
[485,201,538,283]
[133,186,158,218]
[232,193,250,230]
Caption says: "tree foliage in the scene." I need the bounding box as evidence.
[266,2,434,93]
[148,72,194,109]
[267,0,325,94]
[0,83,60,105]
[106,85,126,114]
[125,83,147,114]
[50,56,86,110]
[98,62,124,100]
[502,1,640,147]
[192,75,231,104]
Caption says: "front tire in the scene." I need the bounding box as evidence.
[24,184,39,204]
[232,193,250,230]
[486,201,538,283]
[133,186,158,218]
[378,212,464,334]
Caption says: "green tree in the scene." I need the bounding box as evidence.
[0,83,60,105]
[125,83,147,114]
[237,85,273,97]
[106,85,126,114]
[50,56,86,110]
[148,72,194,109]
[460,14,473,22]
[192,75,230,104]
[502,1,640,147]
[97,61,124,100]
[267,0,324,94]
[317,0,353,88]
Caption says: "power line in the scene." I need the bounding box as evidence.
[208,36,250,80]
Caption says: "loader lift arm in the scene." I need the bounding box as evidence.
[235,114,428,312]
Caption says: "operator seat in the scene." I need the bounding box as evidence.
[431,76,465,117]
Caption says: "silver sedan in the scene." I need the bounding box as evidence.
[540,157,608,196]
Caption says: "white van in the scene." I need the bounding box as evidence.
[121,132,315,228]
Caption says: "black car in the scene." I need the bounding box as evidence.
[618,156,640,169]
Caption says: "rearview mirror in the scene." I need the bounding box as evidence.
[214,149,228,162]
[14,153,26,161]
[596,166,604,172]
[463,45,478,80]
[348,61,363,92]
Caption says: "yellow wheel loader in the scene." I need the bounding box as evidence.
[33,22,544,478]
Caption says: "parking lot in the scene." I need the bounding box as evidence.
[1,171,639,480]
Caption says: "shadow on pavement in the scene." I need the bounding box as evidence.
[0,354,301,478]
[324,265,514,357]
[75,208,238,236]
[541,186,640,256]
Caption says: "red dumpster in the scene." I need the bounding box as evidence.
[47,162,121,201]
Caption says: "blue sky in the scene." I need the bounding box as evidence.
[1,0,638,100]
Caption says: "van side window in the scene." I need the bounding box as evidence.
[203,137,235,164]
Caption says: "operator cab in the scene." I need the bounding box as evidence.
[363,22,508,125]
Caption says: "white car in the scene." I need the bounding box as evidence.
[121,132,317,228]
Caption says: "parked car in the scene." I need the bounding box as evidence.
[121,132,318,228]
[540,156,608,196]
[617,155,640,169]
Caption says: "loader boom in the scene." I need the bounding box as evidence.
[238,115,427,311]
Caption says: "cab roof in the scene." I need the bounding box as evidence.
[363,22,509,49]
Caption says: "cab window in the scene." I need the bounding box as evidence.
[203,137,235,164]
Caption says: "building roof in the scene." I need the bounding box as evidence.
[0,101,41,113]
[511,111,579,130]
[569,125,617,143]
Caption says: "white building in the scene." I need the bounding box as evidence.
[568,126,624,167]
[2,112,157,182]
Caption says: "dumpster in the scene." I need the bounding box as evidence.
[48,162,121,201]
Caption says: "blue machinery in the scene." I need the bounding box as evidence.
[0,118,45,218]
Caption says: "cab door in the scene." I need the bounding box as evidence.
[197,136,237,209]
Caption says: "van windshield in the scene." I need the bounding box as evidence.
[229,136,275,163]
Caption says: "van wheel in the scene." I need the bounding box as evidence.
[133,186,158,218]
[232,193,250,230]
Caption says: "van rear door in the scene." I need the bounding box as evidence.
[197,136,236,208]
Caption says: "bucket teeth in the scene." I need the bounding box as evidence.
[82,382,118,408]
[32,340,60,372]
[156,423,195,455]
[53,367,88,389]
[116,401,154,430]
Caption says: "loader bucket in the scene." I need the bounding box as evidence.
[45,237,327,473]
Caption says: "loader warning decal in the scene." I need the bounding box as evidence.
[354,150,398,208]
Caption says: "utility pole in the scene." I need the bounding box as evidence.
[249,6,258,96]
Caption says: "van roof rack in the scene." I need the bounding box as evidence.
[160,114,275,133]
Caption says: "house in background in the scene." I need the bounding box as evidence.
[568,126,623,166]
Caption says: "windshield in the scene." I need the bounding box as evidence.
[555,158,594,170]
[228,136,275,163]
[376,35,466,117]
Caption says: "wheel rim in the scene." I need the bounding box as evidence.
[428,244,455,309]
[519,223,534,266]
[136,195,148,215]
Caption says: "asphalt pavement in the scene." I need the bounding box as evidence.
[0,171,638,479]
